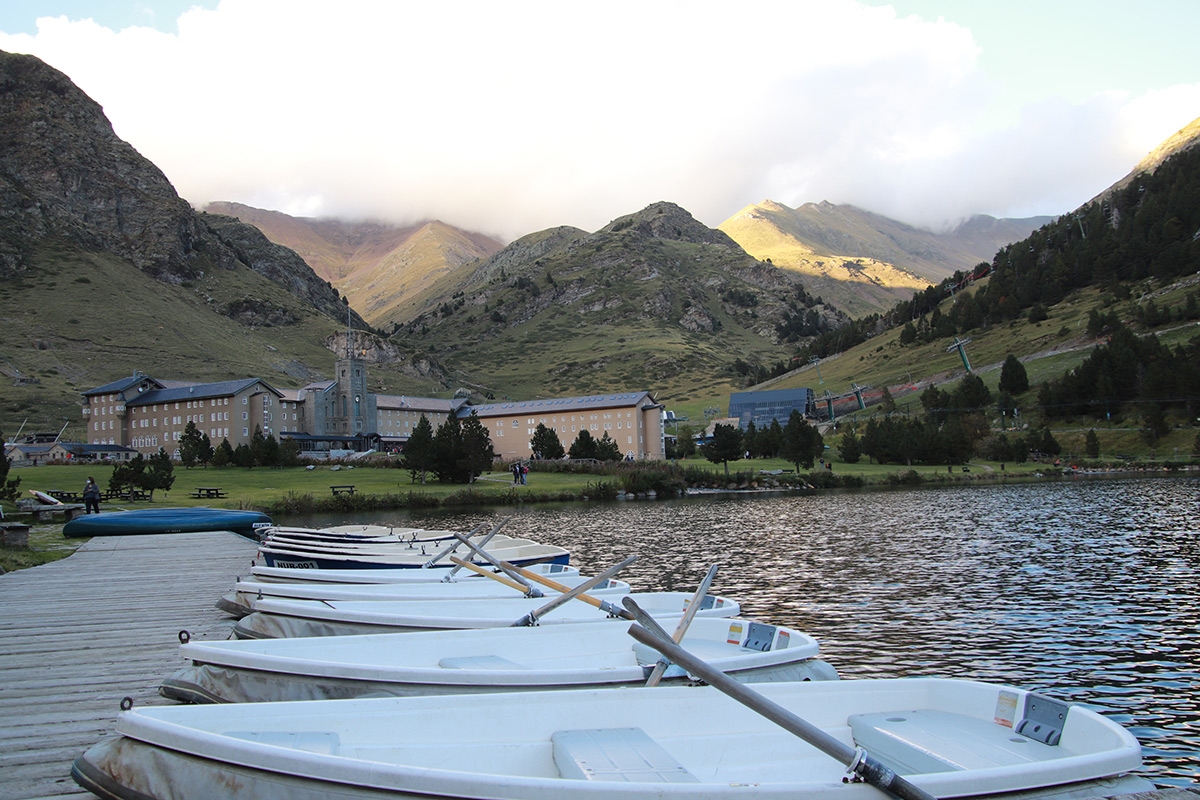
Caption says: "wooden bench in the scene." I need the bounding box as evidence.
[330,485,356,496]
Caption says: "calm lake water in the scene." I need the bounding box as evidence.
[283,475,1200,788]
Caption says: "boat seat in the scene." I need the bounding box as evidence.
[850,709,1059,775]
[552,727,699,783]
[437,655,529,670]
[223,731,339,755]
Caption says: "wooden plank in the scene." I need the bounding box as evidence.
[0,531,257,799]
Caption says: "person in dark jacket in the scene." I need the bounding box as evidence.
[83,477,101,514]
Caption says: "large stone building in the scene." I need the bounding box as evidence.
[82,372,283,454]
[465,392,666,461]
[82,354,667,461]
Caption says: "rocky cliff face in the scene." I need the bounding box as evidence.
[0,49,362,328]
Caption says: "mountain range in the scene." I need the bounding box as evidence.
[1,46,1195,433]
[211,199,1051,327]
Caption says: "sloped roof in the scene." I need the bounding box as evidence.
[461,392,656,419]
[376,395,464,413]
[83,373,164,397]
[126,378,282,407]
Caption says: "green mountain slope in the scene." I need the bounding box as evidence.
[391,202,848,405]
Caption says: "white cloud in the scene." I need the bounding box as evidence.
[2,0,1198,239]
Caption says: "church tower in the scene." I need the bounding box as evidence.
[331,305,376,435]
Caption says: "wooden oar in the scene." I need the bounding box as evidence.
[644,563,718,687]
[510,557,637,627]
[504,556,637,619]
[448,556,541,597]
[448,530,543,596]
[623,599,938,800]
[424,519,505,570]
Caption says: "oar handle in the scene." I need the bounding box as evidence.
[448,557,536,596]
[645,563,718,687]
[508,556,638,626]
[624,603,938,800]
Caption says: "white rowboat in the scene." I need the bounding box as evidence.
[216,575,632,619]
[247,562,580,585]
[74,678,1152,800]
[161,617,836,703]
[233,591,739,639]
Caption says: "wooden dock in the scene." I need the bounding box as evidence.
[1,532,1197,800]
[0,532,258,800]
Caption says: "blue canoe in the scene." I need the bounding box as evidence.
[63,508,272,539]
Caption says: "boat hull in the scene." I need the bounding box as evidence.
[232,592,739,639]
[63,508,272,538]
[161,618,836,703]
[74,679,1154,800]
[257,542,569,570]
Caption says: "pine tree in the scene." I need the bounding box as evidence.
[529,423,565,460]
[458,413,496,482]
[0,428,20,501]
[702,423,743,476]
[596,432,622,461]
[839,428,862,464]
[178,421,205,468]
[569,429,598,460]
[1085,429,1100,459]
[999,354,1030,395]
[400,415,435,483]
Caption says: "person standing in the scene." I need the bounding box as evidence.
[83,476,101,514]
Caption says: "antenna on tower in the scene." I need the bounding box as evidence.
[947,337,973,372]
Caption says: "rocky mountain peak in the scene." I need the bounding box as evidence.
[601,201,739,248]
[0,49,361,327]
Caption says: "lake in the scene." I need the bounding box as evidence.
[282,474,1200,788]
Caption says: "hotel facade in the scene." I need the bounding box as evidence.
[81,356,667,461]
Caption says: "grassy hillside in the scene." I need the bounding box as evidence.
[389,204,845,410]
[0,241,449,433]
[722,273,1200,462]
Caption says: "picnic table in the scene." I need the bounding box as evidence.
[191,487,227,499]
[330,485,356,496]
[48,490,81,502]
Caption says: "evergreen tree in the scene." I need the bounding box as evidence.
[529,423,565,460]
[880,386,897,414]
[0,428,20,501]
[249,425,267,467]
[742,421,761,457]
[998,354,1030,395]
[279,437,302,467]
[232,442,255,468]
[199,433,214,467]
[595,432,622,461]
[142,448,176,499]
[780,410,823,471]
[673,424,697,459]
[701,423,743,476]
[259,434,281,468]
[400,415,435,484]
[761,419,784,458]
[951,374,992,412]
[569,429,599,460]
[838,428,862,464]
[458,412,496,482]
[431,416,464,482]
[212,438,234,468]
[1085,429,1100,459]
[861,418,881,464]
[178,421,205,468]
[109,454,145,492]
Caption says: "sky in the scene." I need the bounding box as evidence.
[2,1,1199,241]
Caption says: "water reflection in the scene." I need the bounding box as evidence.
[283,476,1200,786]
